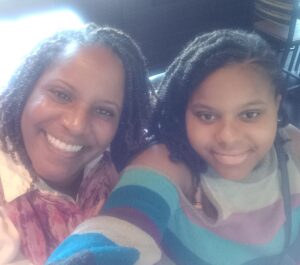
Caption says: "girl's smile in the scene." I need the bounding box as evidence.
[211,151,250,166]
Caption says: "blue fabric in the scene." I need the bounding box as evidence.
[46,233,139,265]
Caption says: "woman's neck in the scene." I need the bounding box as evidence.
[42,171,84,200]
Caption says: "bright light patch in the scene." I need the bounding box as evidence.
[0,9,83,92]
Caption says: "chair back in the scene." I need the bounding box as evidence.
[287,0,300,42]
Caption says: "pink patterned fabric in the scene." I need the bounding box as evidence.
[4,152,119,265]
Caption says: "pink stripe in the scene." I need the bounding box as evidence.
[181,193,300,244]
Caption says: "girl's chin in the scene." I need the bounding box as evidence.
[214,167,252,181]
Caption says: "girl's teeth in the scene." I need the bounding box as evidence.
[47,134,83,153]
[213,153,248,166]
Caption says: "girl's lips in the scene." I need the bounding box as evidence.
[46,133,83,153]
[212,152,249,166]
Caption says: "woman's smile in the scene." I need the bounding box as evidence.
[46,133,83,153]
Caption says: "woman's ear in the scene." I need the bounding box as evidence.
[276,94,282,112]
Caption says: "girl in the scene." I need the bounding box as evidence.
[0,24,152,265]
[47,29,300,265]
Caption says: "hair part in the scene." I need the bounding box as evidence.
[0,23,153,173]
[152,29,286,180]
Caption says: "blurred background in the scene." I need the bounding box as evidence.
[0,0,253,85]
[0,0,299,126]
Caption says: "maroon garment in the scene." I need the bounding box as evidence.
[4,152,119,265]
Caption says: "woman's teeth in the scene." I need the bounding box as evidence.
[47,134,83,153]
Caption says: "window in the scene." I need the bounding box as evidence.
[0,9,83,92]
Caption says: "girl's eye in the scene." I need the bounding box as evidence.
[195,112,217,123]
[94,107,115,119]
[240,111,261,121]
[50,89,71,102]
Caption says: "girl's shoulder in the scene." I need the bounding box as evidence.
[129,144,195,202]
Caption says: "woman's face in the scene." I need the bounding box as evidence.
[21,45,125,189]
[185,63,280,180]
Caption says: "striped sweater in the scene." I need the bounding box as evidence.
[47,128,300,265]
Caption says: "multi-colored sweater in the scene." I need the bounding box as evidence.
[47,127,300,265]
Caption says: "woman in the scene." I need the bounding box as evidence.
[0,24,152,265]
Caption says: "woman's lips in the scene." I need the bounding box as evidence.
[47,133,83,153]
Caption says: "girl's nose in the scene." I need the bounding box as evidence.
[62,107,89,136]
[215,121,241,147]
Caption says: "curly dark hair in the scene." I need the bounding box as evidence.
[152,29,286,180]
[0,23,153,173]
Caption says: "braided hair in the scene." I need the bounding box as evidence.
[0,23,153,172]
[152,29,286,180]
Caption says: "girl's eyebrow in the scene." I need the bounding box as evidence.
[190,102,212,108]
[240,99,267,108]
[190,99,267,109]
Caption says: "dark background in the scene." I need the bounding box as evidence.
[0,0,254,74]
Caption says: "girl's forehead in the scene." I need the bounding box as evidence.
[195,62,275,92]
[190,63,276,103]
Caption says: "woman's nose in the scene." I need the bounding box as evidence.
[62,107,89,135]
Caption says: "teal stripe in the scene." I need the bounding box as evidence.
[103,185,171,235]
[115,167,180,213]
[162,229,210,265]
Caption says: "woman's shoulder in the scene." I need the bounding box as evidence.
[0,148,32,204]
[129,144,195,202]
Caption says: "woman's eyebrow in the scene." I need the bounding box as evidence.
[94,100,122,112]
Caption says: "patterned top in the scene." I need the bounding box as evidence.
[0,150,119,265]
[47,126,300,265]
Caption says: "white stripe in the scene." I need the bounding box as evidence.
[74,216,162,265]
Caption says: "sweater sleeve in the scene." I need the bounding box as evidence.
[0,208,33,265]
[46,167,180,265]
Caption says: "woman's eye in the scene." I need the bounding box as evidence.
[196,112,216,123]
[240,111,261,121]
[94,107,114,119]
[51,89,71,102]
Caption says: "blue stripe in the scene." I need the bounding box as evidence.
[46,233,139,265]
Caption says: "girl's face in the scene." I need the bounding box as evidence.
[21,45,125,191]
[185,63,281,180]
